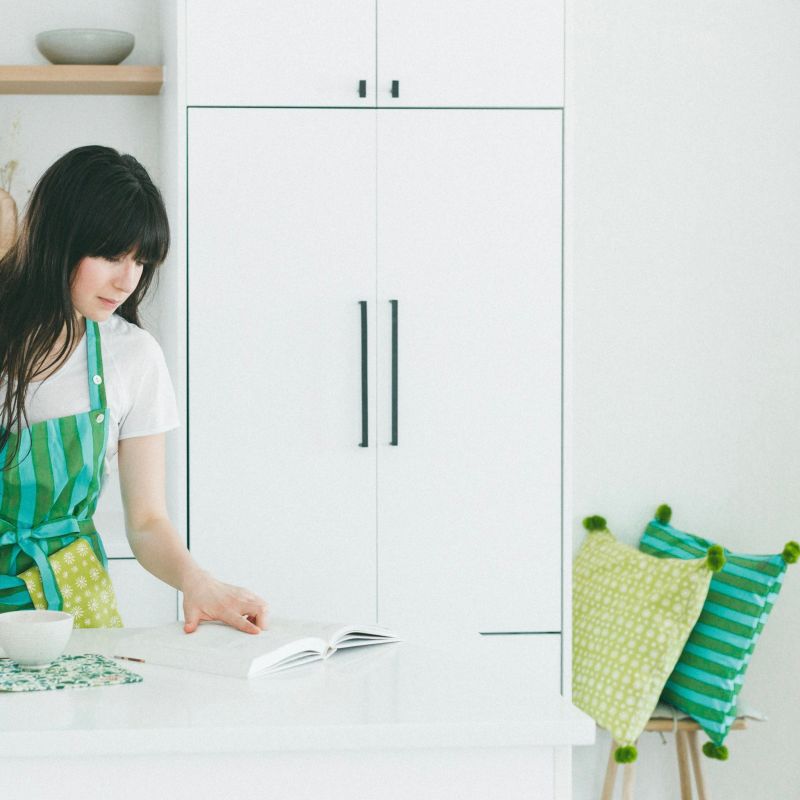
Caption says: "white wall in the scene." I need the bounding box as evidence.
[568,2,800,797]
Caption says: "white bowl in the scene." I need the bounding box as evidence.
[35,28,135,65]
[0,610,74,670]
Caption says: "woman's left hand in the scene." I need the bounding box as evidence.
[180,569,269,634]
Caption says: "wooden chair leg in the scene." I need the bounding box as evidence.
[621,759,636,800]
[600,740,619,800]
[687,730,709,800]
[676,729,693,799]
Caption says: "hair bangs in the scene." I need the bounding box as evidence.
[80,182,169,269]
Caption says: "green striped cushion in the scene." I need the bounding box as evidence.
[639,515,790,749]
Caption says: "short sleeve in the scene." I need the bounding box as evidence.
[117,331,180,440]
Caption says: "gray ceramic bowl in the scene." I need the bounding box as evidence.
[35,28,135,65]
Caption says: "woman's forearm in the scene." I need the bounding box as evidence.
[125,517,208,592]
[126,517,268,634]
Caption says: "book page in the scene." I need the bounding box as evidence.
[325,624,401,649]
[264,651,327,675]
[118,620,328,678]
[267,617,400,648]
[116,618,399,678]
[333,634,401,649]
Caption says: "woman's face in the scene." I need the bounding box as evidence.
[70,251,145,321]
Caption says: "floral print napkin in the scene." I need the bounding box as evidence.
[0,653,142,692]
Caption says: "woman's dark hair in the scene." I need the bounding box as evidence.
[0,144,170,466]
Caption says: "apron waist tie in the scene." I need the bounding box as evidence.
[0,516,101,611]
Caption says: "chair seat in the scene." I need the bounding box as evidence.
[644,701,765,732]
[650,701,766,722]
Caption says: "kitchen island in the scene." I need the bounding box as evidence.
[0,627,593,799]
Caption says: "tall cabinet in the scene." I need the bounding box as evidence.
[184,0,565,684]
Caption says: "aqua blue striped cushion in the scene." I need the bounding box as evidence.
[639,514,790,750]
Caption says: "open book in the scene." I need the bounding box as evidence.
[112,617,401,679]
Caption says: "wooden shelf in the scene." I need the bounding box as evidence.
[0,65,163,95]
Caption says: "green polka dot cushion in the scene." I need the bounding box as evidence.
[639,504,797,760]
[573,515,723,763]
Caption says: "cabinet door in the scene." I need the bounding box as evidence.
[376,110,562,636]
[93,458,132,558]
[108,559,177,627]
[186,0,376,106]
[187,108,377,622]
[377,0,563,107]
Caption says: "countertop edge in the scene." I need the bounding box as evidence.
[0,718,596,757]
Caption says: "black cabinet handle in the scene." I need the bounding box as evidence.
[359,79,367,98]
[390,300,398,445]
[391,80,399,98]
[359,301,368,447]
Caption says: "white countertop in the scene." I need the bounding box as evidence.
[0,628,594,757]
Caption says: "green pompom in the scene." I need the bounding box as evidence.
[706,545,726,572]
[702,742,729,760]
[782,541,800,564]
[583,515,607,532]
[655,504,672,524]
[614,745,638,764]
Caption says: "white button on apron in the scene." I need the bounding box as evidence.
[95,413,105,423]
[93,375,103,385]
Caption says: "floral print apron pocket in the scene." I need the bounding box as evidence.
[18,537,123,628]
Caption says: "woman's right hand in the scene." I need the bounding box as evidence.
[181,569,269,634]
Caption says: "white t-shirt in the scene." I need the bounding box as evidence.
[3,314,180,478]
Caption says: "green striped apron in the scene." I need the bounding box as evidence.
[0,320,117,621]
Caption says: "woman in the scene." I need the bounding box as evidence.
[0,145,268,634]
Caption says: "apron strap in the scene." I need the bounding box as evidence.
[0,574,35,608]
[15,535,64,609]
[86,319,107,410]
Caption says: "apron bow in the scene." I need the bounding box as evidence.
[0,516,84,610]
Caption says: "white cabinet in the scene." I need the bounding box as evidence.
[185,2,564,643]
[375,110,562,635]
[461,633,563,696]
[187,109,562,636]
[108,559,177,627]
[187,109,378,623]
[186,0,563,107]
[376,0,563,107]
[94,458,133,558]
[186,0,376,106]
